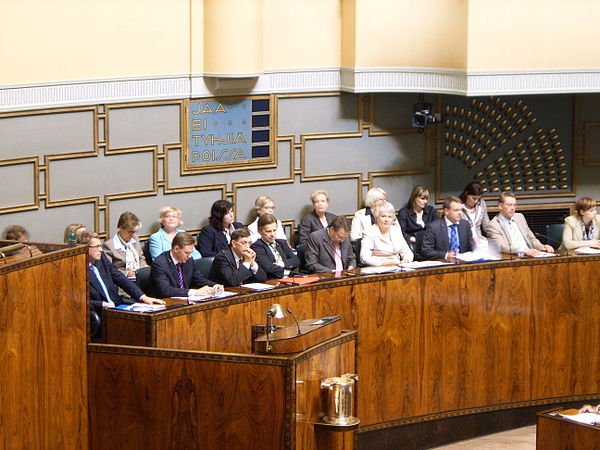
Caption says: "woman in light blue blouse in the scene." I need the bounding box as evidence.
[148,206,201,261]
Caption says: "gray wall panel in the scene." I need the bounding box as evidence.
[0,110,94,157]
[277,94,359,139]
[0,163,35,208]
[108,104,180,149]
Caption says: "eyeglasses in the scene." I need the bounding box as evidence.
[89,244,102,249]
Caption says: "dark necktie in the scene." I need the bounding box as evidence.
[176,263,185,289]
[450,224,459,253]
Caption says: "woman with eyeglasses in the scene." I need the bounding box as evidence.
[148,206,201,261]
[247,195,286,243]
[103,211,148,277]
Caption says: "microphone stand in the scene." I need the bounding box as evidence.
[534,232,566,256]
[286,308,302,335]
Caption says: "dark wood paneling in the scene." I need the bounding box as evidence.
[0,247,88,449]
[104,256,600,431]
[89,334,357,450]
[88,349,288,450]
[537,411,600,449]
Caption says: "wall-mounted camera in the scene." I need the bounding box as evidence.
[411,95,441,133]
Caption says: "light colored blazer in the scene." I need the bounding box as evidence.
[360,223,413,266]
[561,214,600,250]
[102,234,147,274]
[148,228,202,261]
[351,208,400,241]
[486,213,544,254]
[247,217,286,243]
[462,199,490,244]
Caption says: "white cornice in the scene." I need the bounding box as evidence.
[0,76,191,112]
[2,68,600,112]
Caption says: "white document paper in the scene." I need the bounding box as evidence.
[558,412,600,425]
[532,251,558,258]
[171,291,237,302]
[574,246,600,254]
[400,261,454,269]
[360,266,402,275]
[240,283,276,291]
[454,251,502,263]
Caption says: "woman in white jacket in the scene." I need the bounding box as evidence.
[360,201,413,266]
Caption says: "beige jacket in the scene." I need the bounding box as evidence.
[486,213,544,254]
[561,214,600,251]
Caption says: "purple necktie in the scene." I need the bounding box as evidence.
[176,263,185,289]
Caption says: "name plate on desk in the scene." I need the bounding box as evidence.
[254,317,342,354]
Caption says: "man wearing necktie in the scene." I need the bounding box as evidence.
[421,196,475,260]
[486,192,554,256]
[78,231,164,315]
[209,228,267,286]
[149,232,223,298]
[304,216,357,273]
[251,213,300,279]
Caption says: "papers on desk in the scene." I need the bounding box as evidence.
[558,412,600,425]
[240,282,276,291]
[360,266,404,275]
[114,303,167,312]
[400,261,454,269]
[532,251,558,258]
[574,246,600,255]
[171,291,237,302]
[454,251,502,263]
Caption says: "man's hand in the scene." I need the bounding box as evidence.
[141,295,166,305]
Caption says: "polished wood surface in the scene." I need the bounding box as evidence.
[255,317,342,354]
[536,410,600,449]
[0,245,89,449]
[104,255,600,430]
[88,332,356,450]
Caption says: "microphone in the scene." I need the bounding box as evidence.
[286,308,301,335]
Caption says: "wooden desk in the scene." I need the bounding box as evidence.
[104,255,600,439]
[537,409,600,449]
[89,331,357,450]
[0,243,89,449]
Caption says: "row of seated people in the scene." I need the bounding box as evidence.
[79,191,600,318]
[5,185,599,265]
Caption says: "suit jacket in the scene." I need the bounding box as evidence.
[149,251,215,298]
[297,211,336,245]
[197,222,244,257]
[304,227,357,273]
[421,218,474,260]
[351,208,400,241]
[251,238,300,279]
[148,228,201,261]
[561,215,600,251]
[397,205,437,242]
[486,213,544,254]
[102,234,147,274]
[209,247,268,286]
[360,223,414,266]
[89,253,145,313]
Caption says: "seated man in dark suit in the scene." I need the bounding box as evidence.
[251,214,300,279]
[77,231,164,314]
[150,232,224,298]
[421,196,475,260]
[305,216,356,273]
[209,228,267,287]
